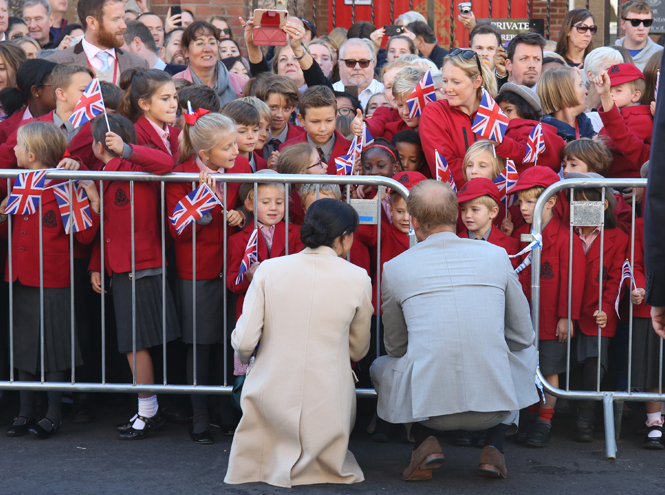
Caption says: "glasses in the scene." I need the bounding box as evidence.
[220,28,233,36]
[450,48,483,75]
[306,159,325,170]
[341,59,371,69]
[193,39,218,48]
[622,17,653,27]
[337,107,355,116]
[573,24,598,35]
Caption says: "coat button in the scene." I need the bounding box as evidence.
[18,247,24,252]
[23,216,29,221]
[104,219,108,224]
[106,238,111,243]
[20,231,26,236]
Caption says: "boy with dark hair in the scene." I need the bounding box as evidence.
[221,100,262,172]
[279,85,352,175]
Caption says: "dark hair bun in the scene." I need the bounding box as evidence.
[300,198,359,249]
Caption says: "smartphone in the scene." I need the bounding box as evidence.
[458,2,472,14]
[171,6,182,27]
[384,25,404,36]
[344,85,359,99]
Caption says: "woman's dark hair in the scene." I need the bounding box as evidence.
[555,9,595,62]
[100,81,123,111]
[221,55,243,72]
[118,68,174,122]
[6,17,27,38]
[495,91,541,121]
[0,58,56,117]
[347,21,376,40]
[92,112,137,155]
[573,187,617,229]
[53,23,83,48]
[300,198,359,249]
[181,21,220,54]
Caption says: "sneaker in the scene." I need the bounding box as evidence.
[524,420,551,448]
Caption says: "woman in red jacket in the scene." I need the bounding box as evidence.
[88,114,181,441]
[573,186,628,443]
[1,122,99,439]
[166,112,251,443]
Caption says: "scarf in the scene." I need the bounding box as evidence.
[190,61,236,106]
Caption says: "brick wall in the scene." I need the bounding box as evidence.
[530,0,567,41]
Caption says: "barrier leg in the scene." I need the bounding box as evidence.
[603,393,617,461]
[613,400,623,444]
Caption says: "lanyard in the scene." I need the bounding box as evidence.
[574,118,580,140]
[83,51,119,85]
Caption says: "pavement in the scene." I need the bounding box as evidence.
[1,395,664,495]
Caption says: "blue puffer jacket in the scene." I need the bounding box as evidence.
[542,113,595,143]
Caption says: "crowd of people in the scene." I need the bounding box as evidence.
[0,0,662,487]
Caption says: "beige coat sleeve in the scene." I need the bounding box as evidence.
[349,275,373,363]
[231,264,266,364]
[380,262,409,358]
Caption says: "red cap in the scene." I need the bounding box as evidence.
[457,177,501,205]
[392,171,427,191]
[511,166,560,194]
[607,63,645,86]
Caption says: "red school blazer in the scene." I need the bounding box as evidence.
[365,106,401,139]
[458,226,521,269]
[88,145,174,275]
[254,151,269,171]
[577,226,629,338]
[0,109,26,143]
[0,180,99,288]
[278,130,352,176]
[226,221,304,318]
[514,215,586,341]
[499,119,566,175]
[599,104,652,179]
[135,115,181,167]
[165,155,251,280]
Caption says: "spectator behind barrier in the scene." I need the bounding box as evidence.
[333,38,384,108]
[123,20,186,75]
[470,22,502,72]
[616,0,663,71]
[504,32,546,89]
[405,21,449,69]
[555,9,596,69]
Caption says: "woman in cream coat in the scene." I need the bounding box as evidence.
[225,199,373,488]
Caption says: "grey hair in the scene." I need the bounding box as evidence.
[392,66,427,98]
[339,37,376,61]
[395,11,428,26]
[23,0,52,16]
[582,47,625,84]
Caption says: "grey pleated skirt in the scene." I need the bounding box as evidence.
[630,317,665,389]
[575,332,610,369]
[175,277,225,345]
[12,282,82,374]
[110,272,180,354]
[539,339,569,376]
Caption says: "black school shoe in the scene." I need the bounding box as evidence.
[453,430,473,447]
[524,420,551,448]
[28,418,61,439]
[190,428,214,444]
[117,412,166,440]
[644,425,665,450]
[574,425,594,443]
[6,417,35,437]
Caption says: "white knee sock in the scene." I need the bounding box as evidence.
[647,412,663,438]
[133,395,159,430]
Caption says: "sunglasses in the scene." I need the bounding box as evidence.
[573,24,598,35]
[341,59,371,68]
[450,48,483,75]
[622,17,654,27]
[220,28,233,36]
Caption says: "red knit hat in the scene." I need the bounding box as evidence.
[457,177,501,205]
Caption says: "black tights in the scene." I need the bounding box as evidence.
[412,422,510,453]
[577,357,605,426]
[18,370,66,425]
[187,344,212,434]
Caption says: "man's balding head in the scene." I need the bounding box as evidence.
[407,180,458,238]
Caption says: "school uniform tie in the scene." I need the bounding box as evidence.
[97,52,111,72]
[267,138,281,154]
[316,146,326,162]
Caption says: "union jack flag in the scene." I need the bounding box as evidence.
[336,135,362,175]
[5,170,47,215]
[406,69,437,119]
[335,153,354,175]
[435,151,456,192]
[524,123,546,164]
[69,78,106,128]
[361,124,374,149]
[495,160,518,207]
[169,183,221,235]
[235,228,259,284]
[472,88,509,143]
[616,259,636,316]
[53,181,93,234]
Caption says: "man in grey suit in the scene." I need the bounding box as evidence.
[371,180,538,481]
[47,0,148,82]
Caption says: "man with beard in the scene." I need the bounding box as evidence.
[48,0,148,82]
[499,32,546,91]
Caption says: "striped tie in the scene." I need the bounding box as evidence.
[97,52,110,72]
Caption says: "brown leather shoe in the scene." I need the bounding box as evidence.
[402,436,445,481]
[477,446,507,478]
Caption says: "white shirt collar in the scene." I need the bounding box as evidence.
[153,58,167,70]
[333,79,384,109]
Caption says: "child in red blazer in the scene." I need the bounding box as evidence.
[0,122,100,439]
[512,166,586,447]
[495,82,566,175]
[166,112,250,442]
[629,216,665,448]
[457,177,520,268]
[593,63,653,178]
[87,114,181,441]
[278,85,351,176]
[571,182,629,442]
[118,68,181,166]
[239,96,272,171]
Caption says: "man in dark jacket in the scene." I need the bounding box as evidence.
[123,20,185,76]
[406,21,449,69]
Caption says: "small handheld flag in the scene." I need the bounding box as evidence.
[335,153,354,175]
[235,228,259,284]
[497,159,519,209]
[337,135,362,175]
[656,70,660,102]
[5,170,47,215]
[472,88,509,143]
[435,150,456,192]
[524,123,546,164]
[53,181,93,234]
[361,123,374,149]
[169,183,222,235]
[406,69,437,119]
[615,260,637,316]
[69,78,107,129]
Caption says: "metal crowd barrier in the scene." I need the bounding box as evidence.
[0,171,411,399]
[531,178,650,461]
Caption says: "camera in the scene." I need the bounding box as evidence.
[458,2,472,15]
